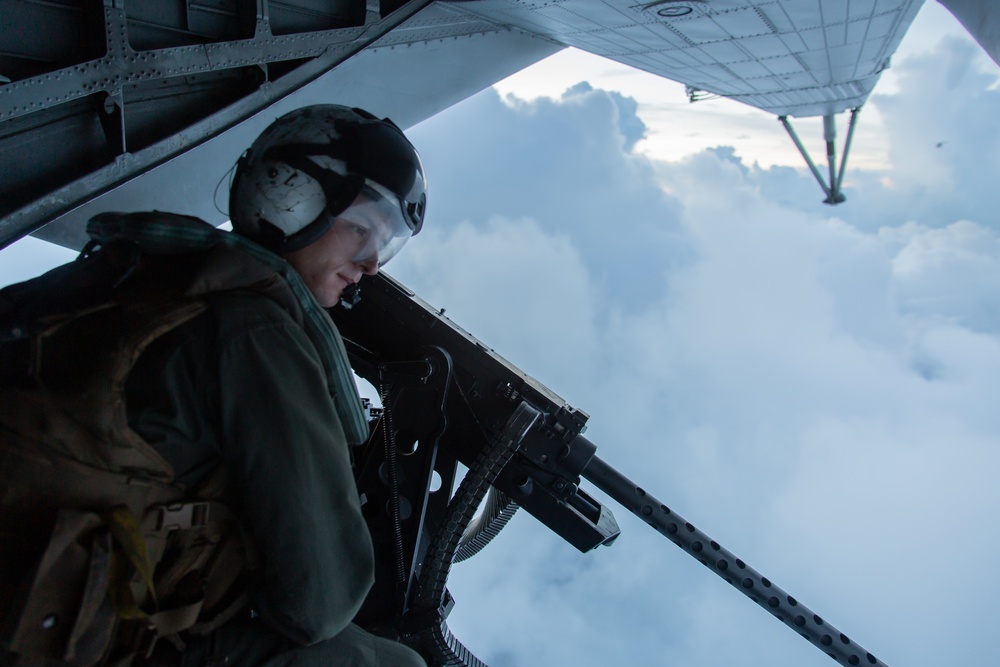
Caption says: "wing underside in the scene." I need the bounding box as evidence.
[452,0,924,118]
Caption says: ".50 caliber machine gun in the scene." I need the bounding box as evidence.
[329,273,888,667]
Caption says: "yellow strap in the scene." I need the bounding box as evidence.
[106,505,158,618]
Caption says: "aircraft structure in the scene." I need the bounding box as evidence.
[2,1,998,666]
[5,0,999,253]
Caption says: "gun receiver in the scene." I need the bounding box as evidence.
[330,272,888,667]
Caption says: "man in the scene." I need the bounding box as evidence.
[1,105,428,666]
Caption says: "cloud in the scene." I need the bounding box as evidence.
[869,36,1000,225]
[406,84,690,315]
[884,220,1000,334]
[396,35,1000,667]
[390,216,602,396]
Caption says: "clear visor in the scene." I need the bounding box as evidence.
[332,181,414,268]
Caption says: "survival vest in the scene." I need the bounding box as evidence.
[0,212,368,666]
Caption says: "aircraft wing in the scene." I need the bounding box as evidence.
[450,0,924,118]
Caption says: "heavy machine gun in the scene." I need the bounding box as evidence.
[330,273,889,667]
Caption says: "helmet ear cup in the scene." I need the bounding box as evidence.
[273,151,362,220]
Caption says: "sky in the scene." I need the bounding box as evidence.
[2,2,999,666]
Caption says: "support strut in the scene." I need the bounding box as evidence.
[779,108,860,205]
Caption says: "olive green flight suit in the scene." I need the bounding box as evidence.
[114,218,425,666]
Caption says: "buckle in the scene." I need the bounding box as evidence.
[155,502,210,531]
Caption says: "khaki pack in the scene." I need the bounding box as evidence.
[0,238,255,665]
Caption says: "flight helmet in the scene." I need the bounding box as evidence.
[230,105,426,266]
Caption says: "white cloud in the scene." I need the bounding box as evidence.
[390,216,602,397]
[885,220,1000,334]
[407,84,690,315]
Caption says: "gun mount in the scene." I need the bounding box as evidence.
[329,272,888,667]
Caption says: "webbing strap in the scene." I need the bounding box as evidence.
[86,212,368,444]
[146,600,204,636]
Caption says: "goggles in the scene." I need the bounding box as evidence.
[332,180,415,267]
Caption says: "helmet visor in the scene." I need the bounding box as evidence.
[333,181,414,268]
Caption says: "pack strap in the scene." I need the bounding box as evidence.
[107,506,159,617]
[109,502,244,657]
[129,601,206,661]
